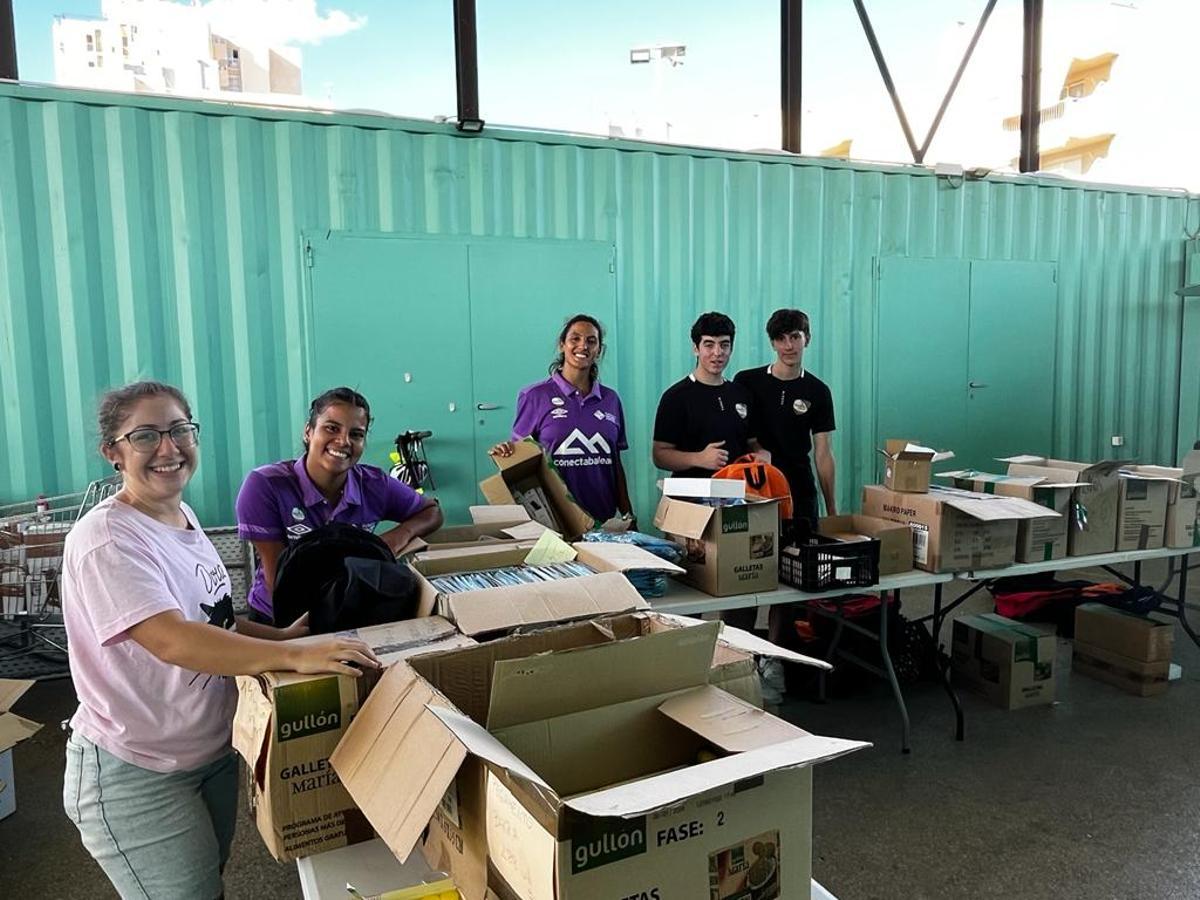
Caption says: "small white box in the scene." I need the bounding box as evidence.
[662,477,747,499]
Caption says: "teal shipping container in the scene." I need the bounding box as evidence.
[2,83,1198,526]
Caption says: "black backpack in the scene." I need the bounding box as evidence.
[271,522,420,634]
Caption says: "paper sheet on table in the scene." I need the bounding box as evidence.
[523,530,578,565]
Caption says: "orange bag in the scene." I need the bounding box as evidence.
[713,456,793,521]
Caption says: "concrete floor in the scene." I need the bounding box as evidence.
[1,557,1197,899]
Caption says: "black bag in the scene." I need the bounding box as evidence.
[272,522,420,634]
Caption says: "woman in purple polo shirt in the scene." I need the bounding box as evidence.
[236,387,444,624]
[491,314,634,525]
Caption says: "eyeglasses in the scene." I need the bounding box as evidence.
[110,422,201,453]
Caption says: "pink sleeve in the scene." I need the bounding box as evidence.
[71,540,180,647]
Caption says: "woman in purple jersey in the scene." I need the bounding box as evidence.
[490,314,635,525]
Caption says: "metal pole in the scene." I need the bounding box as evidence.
[452,0,480,126]
[851,0,921,163]
[0,0,17,81]
[917,0,999,161]
[781,0,802,153]
[1019,0,1043,172]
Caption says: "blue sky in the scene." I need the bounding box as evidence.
[14,0,1012,151]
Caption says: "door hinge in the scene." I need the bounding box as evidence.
[304,241,314,268]
[609,248,616,274]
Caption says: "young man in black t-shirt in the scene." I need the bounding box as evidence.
[652,312,769,476]
[734,308,837,533]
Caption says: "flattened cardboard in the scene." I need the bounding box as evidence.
[817,514,913,575]
[654,495,780,596]
[951,613,1056,709]
[1074,603,1173,663]
[480,440,594,540]
[0,679,41,755]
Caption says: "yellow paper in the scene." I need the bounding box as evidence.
[522,529,577,565]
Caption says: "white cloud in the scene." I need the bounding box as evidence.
[202,0,366,47]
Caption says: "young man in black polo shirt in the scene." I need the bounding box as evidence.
[652,312,769,475]
[734,308,837,534]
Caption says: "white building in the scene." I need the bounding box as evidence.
[52,0,302,101]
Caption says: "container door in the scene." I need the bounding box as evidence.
[965,260,1058,471]
[308,233,477,519]
[467,238,618,466]
[875,256,970,472]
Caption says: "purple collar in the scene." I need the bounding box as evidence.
[292,456,362,510]
[552,370,603,402]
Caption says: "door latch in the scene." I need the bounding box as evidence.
[476,402,501,411]
[968,381,989,389]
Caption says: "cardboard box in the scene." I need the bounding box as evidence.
[231,617,475,862]
[0,680,41,821]
[417,506,548,553]
[654,495,780,596]
[1072,641,1170,697]
[331,616,866,900]
[877,440,955,493]
[480,440,594,540]
[1000,456,1132,556]
[1074,603,1173,663]
[861,485,1058,573]
[951,614,1056,709]
[816,514,913,576]
[938,469,1084,563]
[408,541,679,636]
[1114,473,1171,551]
[1127,454,1200,548]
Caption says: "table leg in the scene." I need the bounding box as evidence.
[878,589,911,754]
[931,582,965,741]
[1176,554,1198,649]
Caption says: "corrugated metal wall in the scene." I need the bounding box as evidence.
[1,84,1195,524]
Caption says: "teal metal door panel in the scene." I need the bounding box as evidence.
[308,234,477,519]
[965,261,1058,471]
[875,257,970,470]
[467,240,618,462]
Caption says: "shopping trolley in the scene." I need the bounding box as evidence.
[0,475,120,678]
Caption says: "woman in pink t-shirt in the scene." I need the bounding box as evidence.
[61,381,381,900]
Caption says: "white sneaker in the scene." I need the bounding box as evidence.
[757,657,786,706]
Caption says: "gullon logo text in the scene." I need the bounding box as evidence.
[279,709,340,741]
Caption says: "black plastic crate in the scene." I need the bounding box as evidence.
[779,532,881,592]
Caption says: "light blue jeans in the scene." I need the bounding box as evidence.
[63,732,237,900]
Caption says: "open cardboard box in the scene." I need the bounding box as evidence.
[412,505,549,554]
[0,679,42,821]
[231,616,476,862]
[1114,470,1177,551]
[654,490,780,597]
[862,484,1059,572]
[408,541,681,637]
[480,440,594,540]
[1127,451,1200,548]
[999,456,1133,556]
[331,615,862,900]
[816,514,913,576]
[937,468,1085,563]
[877,440,955,493]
